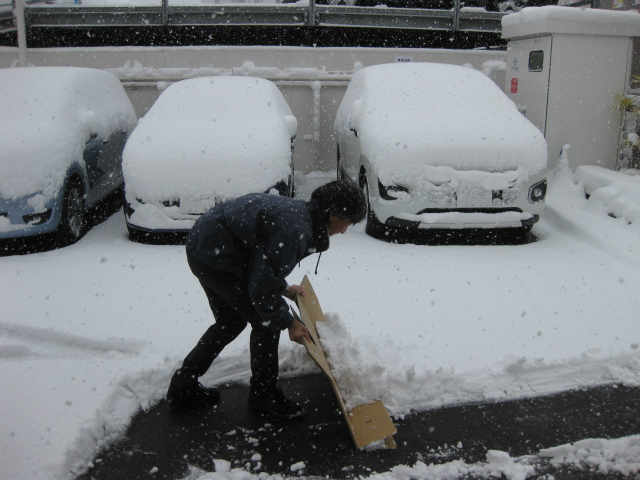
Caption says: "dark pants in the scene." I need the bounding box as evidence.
[178,258,281,394]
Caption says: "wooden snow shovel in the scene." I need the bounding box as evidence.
[292,275,397,449]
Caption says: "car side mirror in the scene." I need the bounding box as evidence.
[349,99,362,138]
[284,115,298,139]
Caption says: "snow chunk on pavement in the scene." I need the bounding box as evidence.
[540,435,640,477]
[575,166,640,225]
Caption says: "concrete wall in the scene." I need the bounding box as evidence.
[0,45,507,173]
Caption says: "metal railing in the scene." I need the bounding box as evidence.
[2,0,507,34]
[0,1,14,33]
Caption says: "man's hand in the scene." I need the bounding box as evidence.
[288,320,311,345]
[284,284,305,302]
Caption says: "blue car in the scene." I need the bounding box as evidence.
[0,67,137,246]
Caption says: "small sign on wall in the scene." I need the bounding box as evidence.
[511,77,519,94]
[395,56,413,63]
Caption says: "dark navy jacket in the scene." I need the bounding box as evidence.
[186,193,329,333]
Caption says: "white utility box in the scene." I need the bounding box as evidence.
[502,6,640,171]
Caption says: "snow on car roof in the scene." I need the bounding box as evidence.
[335,62,547,187]
[0,67,137,201]
[122,76,296,203]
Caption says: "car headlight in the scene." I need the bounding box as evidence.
[378,180,410,201]
[528,179,547,203]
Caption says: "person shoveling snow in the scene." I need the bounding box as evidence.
[166,180,366,418]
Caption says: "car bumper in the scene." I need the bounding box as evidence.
[386,210,539,230]
[124,180,291,235]
[125,201,198,234]
[0,195,61,240]
[367,170,546,231]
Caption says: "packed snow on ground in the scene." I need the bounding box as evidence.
[1,150,640,480]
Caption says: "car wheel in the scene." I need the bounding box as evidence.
[57,177,86,244]
[361,176,385,239]
[518,225,533,238]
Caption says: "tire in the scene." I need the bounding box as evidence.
[361,176,385,239]
[57,178,86,244]
[517,225,533,240]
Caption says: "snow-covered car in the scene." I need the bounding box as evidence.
[0,67,138,245]
[334,62,548,238]
[122,76,297,242]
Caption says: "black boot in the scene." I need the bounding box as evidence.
[166,369,220,409]
[248,387,304,418]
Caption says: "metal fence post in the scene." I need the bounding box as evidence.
[308,0,316,27]
[14,0,28,66]
[453,0,460,31]
[162,0,168,26]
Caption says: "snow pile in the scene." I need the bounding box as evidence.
[574,165,640,227]
[311,312,640,417]
[480,59,506,77]
[182,448,536,480]
[122,76,295,208]
[381,450,535,480]
[63,367,173,477]
[334,63,547,194]
[178,437,640,480]
[108,59,355,82]
[110,59,228,80]
[315,312,391,411]
[540,436,640,477]
[0,67,137,201]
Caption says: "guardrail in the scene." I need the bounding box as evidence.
[1,0,506,34]
[0,1,14,33]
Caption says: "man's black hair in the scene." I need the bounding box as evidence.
[311,180,366,224]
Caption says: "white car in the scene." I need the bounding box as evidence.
[0,67,137,246]
[122,76,297,242]
[334,63,548,238]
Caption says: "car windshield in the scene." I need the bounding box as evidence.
[148,77,291,124]
[362,64,510,124]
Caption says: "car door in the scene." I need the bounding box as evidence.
[83,130,127,206]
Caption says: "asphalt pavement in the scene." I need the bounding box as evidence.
[76,373,640,480]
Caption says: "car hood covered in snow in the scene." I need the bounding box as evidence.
[336,63,547,188]
[122,76,296,203]
[0,67,137,201]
